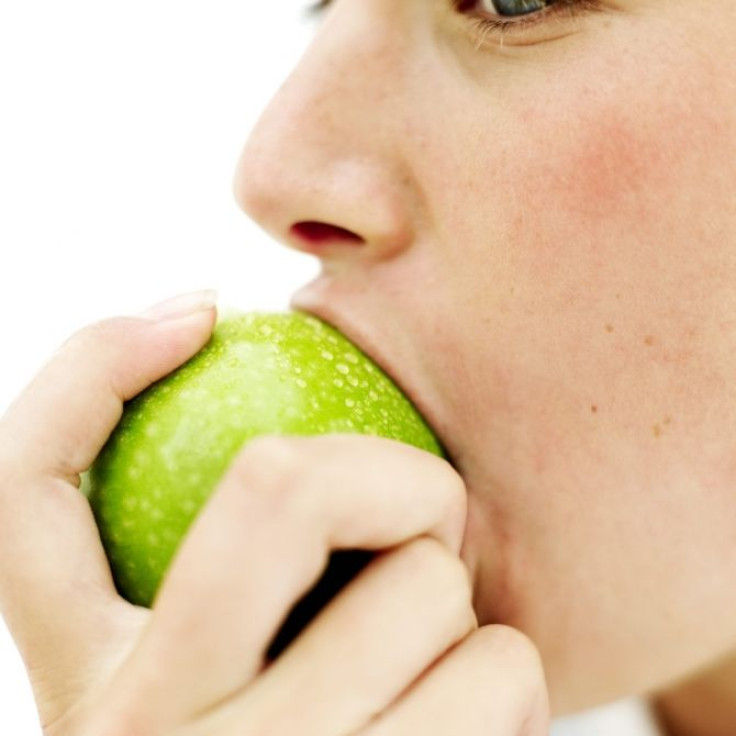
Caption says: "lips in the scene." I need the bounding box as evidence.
[289,289,454,465]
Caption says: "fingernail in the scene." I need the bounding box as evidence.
[139,289,218,321]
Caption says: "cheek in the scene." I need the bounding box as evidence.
[410,31,736,707]
[508,49,734,290]
[418,42,736,437]
[550,107,670,225]
[480,48,736,434]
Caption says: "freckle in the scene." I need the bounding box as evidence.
[644,335,655,347]
[664,416,672,426]
[591,404,598,414]
[653,423,662,438]
[605,324,614,333]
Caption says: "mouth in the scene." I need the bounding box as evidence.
[288,291,454,466]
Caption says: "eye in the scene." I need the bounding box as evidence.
[454,0,554,17]
[453,0,601,46]
[309,0,601,47]
[481,0,550,17]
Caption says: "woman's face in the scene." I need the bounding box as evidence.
[234,0,736,714]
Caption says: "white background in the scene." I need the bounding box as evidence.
[0,2,318,731]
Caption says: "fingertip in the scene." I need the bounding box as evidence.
[138,292,219,366]
[121,305,218,399]
[149,300,218,336]
[138,289,218,321]
[151,299,217,341]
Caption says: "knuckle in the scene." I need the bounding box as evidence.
[435,456,467,499]
[402,537,474,617]
[434,459,468,547]
[469,627,549,733]
[477,625,546,684]
[228,435,304,501]
[413,537,471,587]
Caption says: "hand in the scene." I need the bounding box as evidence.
[0,296,549,735]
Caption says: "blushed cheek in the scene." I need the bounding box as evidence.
[442,46,736,454]
[506,52,734,307]
[552,107,670,224]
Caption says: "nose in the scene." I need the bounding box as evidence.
[233,5,418,265]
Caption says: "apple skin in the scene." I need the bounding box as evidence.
[88,311,444,620]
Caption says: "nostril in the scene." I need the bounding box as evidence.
[291,221,365,248]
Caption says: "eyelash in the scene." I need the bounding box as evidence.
[456,1,599,42]
[305,0,601,43]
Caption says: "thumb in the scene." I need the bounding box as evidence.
[0,291,216,687]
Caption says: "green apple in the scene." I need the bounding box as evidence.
[87,310,443,653]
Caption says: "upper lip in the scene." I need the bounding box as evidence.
[289,293,451,462]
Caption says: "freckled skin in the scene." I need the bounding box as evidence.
[88,312,442,608]
[234,0,736,716]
